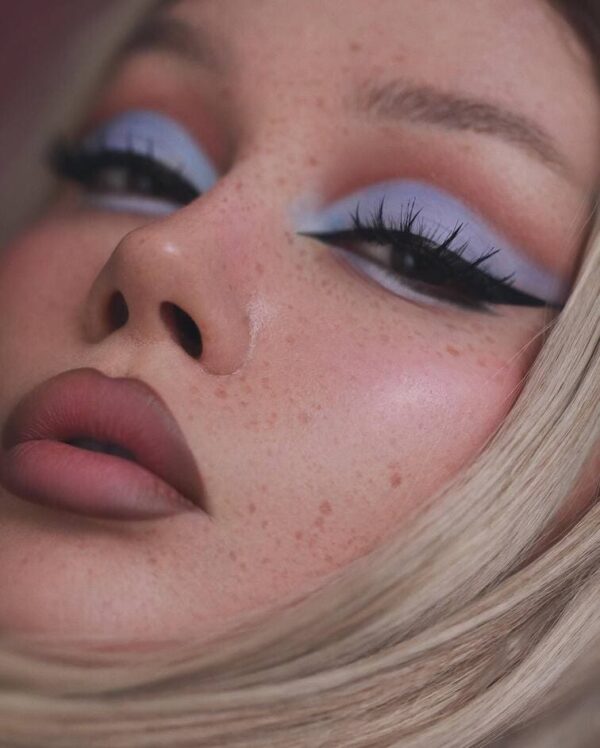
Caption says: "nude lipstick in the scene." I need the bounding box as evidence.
[0,368,207,521]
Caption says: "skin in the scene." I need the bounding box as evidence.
[0,0,598,648]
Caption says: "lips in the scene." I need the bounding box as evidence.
[0,368,207,520]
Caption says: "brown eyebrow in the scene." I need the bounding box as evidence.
[119,16,572,180]
[352,79,570,177]
[118,14,227,73]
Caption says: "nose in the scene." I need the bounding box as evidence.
[81,217,251,375]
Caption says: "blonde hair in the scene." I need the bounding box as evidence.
[0,4,598,747]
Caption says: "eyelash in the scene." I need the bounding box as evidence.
[303,200,550,311]
[50,139,200,207]
[50,140,550,311]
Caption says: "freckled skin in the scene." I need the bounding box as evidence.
[0,0,598,647]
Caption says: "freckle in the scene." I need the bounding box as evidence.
[240,400,248,407]
[229,550,237,561]
[294,530,304,540]
[244,384,252,394]
[324,553,334,563]
[307,155,318,167]
[276,538,282,548]
[477,356,489,368]
[248,502,256,514]
[261,520,269,529]
[215,387,228,399]
[446,345,461,357]
[485,335,496,344]
[240,562,247,571]
[319,500,333,515]
[390,472,403,488]
[314,516,325,529]
[286,334,296,345]
[261,557,271,565]
[350,41,362,52]
[255,262,264,275]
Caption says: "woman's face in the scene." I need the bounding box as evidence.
[0,0,598,646]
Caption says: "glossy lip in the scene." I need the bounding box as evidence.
[0,368,208,520]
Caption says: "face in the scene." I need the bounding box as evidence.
[0,0,598,648]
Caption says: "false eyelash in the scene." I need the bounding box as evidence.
[342,197,557,309]
[350,198,516,295]
[48,137,200,206]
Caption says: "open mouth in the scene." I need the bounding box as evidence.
[65,437,137,462]
[1,367,208,518]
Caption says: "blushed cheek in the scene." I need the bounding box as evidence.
[307,321,540,531]
[226,314,543,598]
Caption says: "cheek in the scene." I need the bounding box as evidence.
[311,317,530,499]
[1,218,99,321]
[0,213,143,366]
[0,225,72,377]
[231,300,543,581]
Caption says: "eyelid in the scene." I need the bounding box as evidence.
[80,109,218,195]
[294,179,570,305]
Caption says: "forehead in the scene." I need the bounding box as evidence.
[165,0,599,187]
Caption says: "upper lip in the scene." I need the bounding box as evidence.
[1,368,207,513]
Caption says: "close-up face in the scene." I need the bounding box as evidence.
[0,0,598,648]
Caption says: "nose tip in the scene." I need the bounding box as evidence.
[81,228,252,375]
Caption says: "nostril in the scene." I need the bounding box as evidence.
[107,291,129,330]
[160,302,203,359]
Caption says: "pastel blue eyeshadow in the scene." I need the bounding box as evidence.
[82,109,218,194]
[295,180,568,304]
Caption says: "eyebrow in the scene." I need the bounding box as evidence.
[352,79,570,176]
[119,16,571,179]
[118,14,227,73]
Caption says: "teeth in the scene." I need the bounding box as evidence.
[67,437,136,462]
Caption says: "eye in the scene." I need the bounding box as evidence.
[49,109,218,216]
[297,180,568,311]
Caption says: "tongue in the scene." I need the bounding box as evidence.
[66,437,136,462]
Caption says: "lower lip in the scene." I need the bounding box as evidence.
[0,440,201,521]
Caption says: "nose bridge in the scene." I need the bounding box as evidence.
[82,211,252,376]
